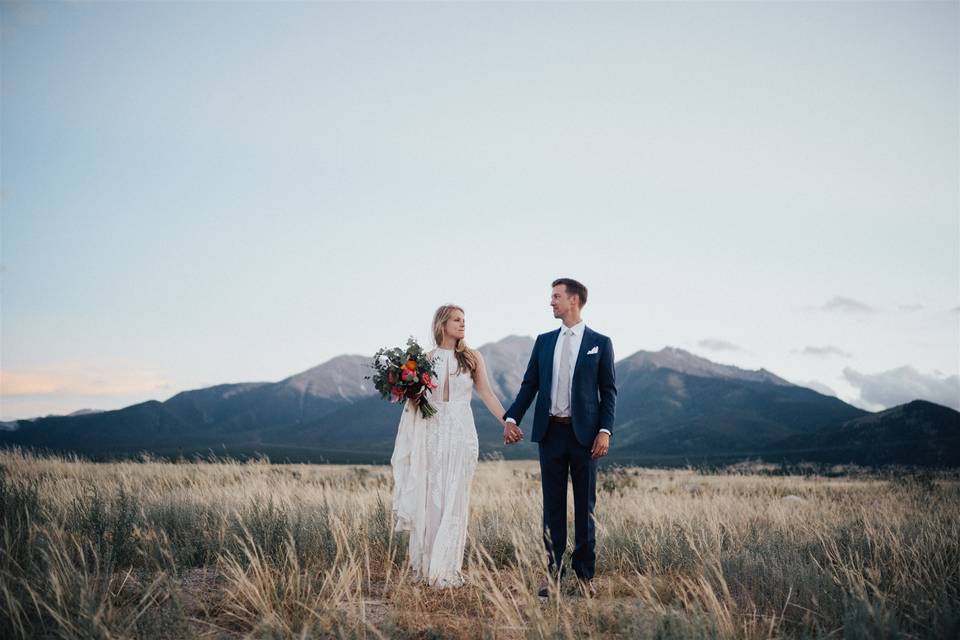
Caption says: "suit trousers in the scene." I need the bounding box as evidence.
[538,418,598,580]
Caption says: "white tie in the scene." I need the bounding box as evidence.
[556,328,572,415]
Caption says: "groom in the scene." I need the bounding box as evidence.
[504,278,617,598]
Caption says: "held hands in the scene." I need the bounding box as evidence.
[503,420,523,445]
[591,431,610,459]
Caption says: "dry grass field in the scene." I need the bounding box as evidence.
[1,446,958,639]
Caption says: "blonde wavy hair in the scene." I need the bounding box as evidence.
[431,304,479,376]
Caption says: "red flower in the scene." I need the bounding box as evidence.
[421,372,438,390]
[387,371,396,385]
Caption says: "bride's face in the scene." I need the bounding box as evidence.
[444,311,466,342]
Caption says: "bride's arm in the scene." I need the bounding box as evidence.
[473,352,509,422]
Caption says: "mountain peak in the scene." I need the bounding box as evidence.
[621,346,793,386]
[67,408,104,417]
[475,335,535,400]
[844,398,960,429]
[489,334,534,343]
[281,354,375,400]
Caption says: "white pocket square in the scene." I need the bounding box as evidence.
[587,346,599,355]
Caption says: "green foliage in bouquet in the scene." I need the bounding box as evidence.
[364,337,440,419]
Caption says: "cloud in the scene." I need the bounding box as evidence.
[0,363,168,396]
[843,365,960,411]
[897,304,923,312]
[821,296,879,313]
[952,306,960,314]
[801,380,838,397]
[697,338,742,352]
[798,345,852,358]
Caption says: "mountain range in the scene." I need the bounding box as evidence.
[2,336,957,467]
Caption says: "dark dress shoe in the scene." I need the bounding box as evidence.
[537,575,552,597]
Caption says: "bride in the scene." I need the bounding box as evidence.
[390,303,524,588]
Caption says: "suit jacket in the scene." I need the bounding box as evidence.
[504,325,617,447]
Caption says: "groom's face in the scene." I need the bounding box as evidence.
[551,285,577,318]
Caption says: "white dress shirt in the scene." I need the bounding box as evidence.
[507,320,610,436]
[551,320,585,417]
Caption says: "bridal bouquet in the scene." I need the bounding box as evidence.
[365,337,440,419]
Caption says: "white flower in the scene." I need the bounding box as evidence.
[377,355,391,368]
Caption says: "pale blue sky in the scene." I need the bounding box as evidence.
[2,0,958,420]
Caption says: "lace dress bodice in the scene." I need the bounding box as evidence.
[429,348,474,404]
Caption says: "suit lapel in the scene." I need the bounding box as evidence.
[572,325,594,384]
[544,328,561,380]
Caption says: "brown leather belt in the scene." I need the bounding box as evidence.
[549,415,572,424]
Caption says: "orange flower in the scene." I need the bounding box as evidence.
[405,360,417,370]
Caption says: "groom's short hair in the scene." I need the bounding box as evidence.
[552,278,588,309]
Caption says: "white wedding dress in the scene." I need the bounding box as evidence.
[390,347,480,588]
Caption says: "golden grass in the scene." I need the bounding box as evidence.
[1,446,957,639]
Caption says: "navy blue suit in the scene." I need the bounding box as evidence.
[504,325,617,579]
